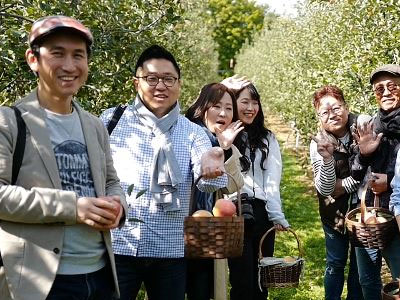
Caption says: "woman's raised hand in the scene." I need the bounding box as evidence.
[216,120,244,150]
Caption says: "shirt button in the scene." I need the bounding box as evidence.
[53,248,60,254]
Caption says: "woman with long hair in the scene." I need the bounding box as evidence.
[185,82,244,300]
[228,82,289,300]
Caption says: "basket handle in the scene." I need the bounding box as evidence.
[360,183,380,223]
[189,172,242,216]
[258,227,303,260]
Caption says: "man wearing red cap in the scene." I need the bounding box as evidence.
[0,16,127,300]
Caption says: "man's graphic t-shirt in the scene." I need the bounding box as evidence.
[54,141,96,197]
[45,108,105,275]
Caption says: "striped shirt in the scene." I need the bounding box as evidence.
[310,140,359,196]
[100,104,227,258]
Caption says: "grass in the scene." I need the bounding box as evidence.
[268,148,325,299]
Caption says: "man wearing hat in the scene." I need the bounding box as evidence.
[0,16,127,300]
[351,64,400,300]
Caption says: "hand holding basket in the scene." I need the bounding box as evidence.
[184,173,244,259]
[345,184,397,249]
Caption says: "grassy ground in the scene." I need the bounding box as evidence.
[268,148,325,299]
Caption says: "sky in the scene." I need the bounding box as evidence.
[255,0,304,17]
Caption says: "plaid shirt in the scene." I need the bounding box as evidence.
[100,104,227,258]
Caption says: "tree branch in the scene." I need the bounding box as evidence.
[0,12,34,23]
[0,3,16,13]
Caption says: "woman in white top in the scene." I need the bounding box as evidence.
[228,82,289,300]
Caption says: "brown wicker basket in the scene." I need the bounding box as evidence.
[345,185,397,250]
[184,173,244,259]
[382,281,400,300]
[258,227,304,289]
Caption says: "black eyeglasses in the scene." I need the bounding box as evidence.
[318,105,344,120]
[136,75,178,87]
[373,82,399,96]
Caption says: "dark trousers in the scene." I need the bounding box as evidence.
[46,265,114,300]
[115,255,186,300]
[186,258,214,300]
[228,199,275,300]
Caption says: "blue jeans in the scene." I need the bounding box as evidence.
[322,224,363,300]
[46,266,114,300]
[114,255,186,300]
[355,233,400,300]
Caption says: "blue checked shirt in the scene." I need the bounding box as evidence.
[100,104,227,258]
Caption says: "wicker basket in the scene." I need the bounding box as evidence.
[382,281,400,300]
[184,173,244,259]
[345,185,397,250]
[258,227,304,289]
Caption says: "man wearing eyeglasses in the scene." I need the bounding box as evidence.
[100,45,227,300]
[351,64,400,300]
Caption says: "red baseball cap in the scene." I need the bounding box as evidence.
[29,15,93,47]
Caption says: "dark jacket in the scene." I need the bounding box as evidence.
[351,108,400,208]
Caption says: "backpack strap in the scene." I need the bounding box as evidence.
[107,104,127,135]
[11,106,26,185]
[0,106,26,267]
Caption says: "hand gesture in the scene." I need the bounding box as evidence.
[77,195,122,230]
[352,122,383,156]
[312,135,335,162]
[221,74,251,90]
[368,172,387,195]
[200,147,225,178]
[216,120,244,150]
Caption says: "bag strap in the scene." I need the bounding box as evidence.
[0,106,26,267]
[11,106,26,185]
[107,104,127,135]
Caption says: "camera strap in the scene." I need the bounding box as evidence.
[250,147,256,197]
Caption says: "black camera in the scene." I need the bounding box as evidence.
[235,193,255,223]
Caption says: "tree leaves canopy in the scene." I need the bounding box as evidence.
[0,0,219,113]
[207,0,265,76]
[235,0,400,138]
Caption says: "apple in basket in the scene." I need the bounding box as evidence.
[363,209,388,224]
[283,256,297,263]
[192,210,213,217]
[212,199,237,217]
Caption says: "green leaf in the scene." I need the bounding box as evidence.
[128,217,145,223]
[127,184,134,196]
[136,189,147,199]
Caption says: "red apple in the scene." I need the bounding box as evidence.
[212,199,236,217]
[102,197,121,219]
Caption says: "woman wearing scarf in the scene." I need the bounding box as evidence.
[351,64,400,300]
[310,85,364,300]
[185,82,244,300]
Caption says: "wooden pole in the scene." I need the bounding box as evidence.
[214,259,228,300]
